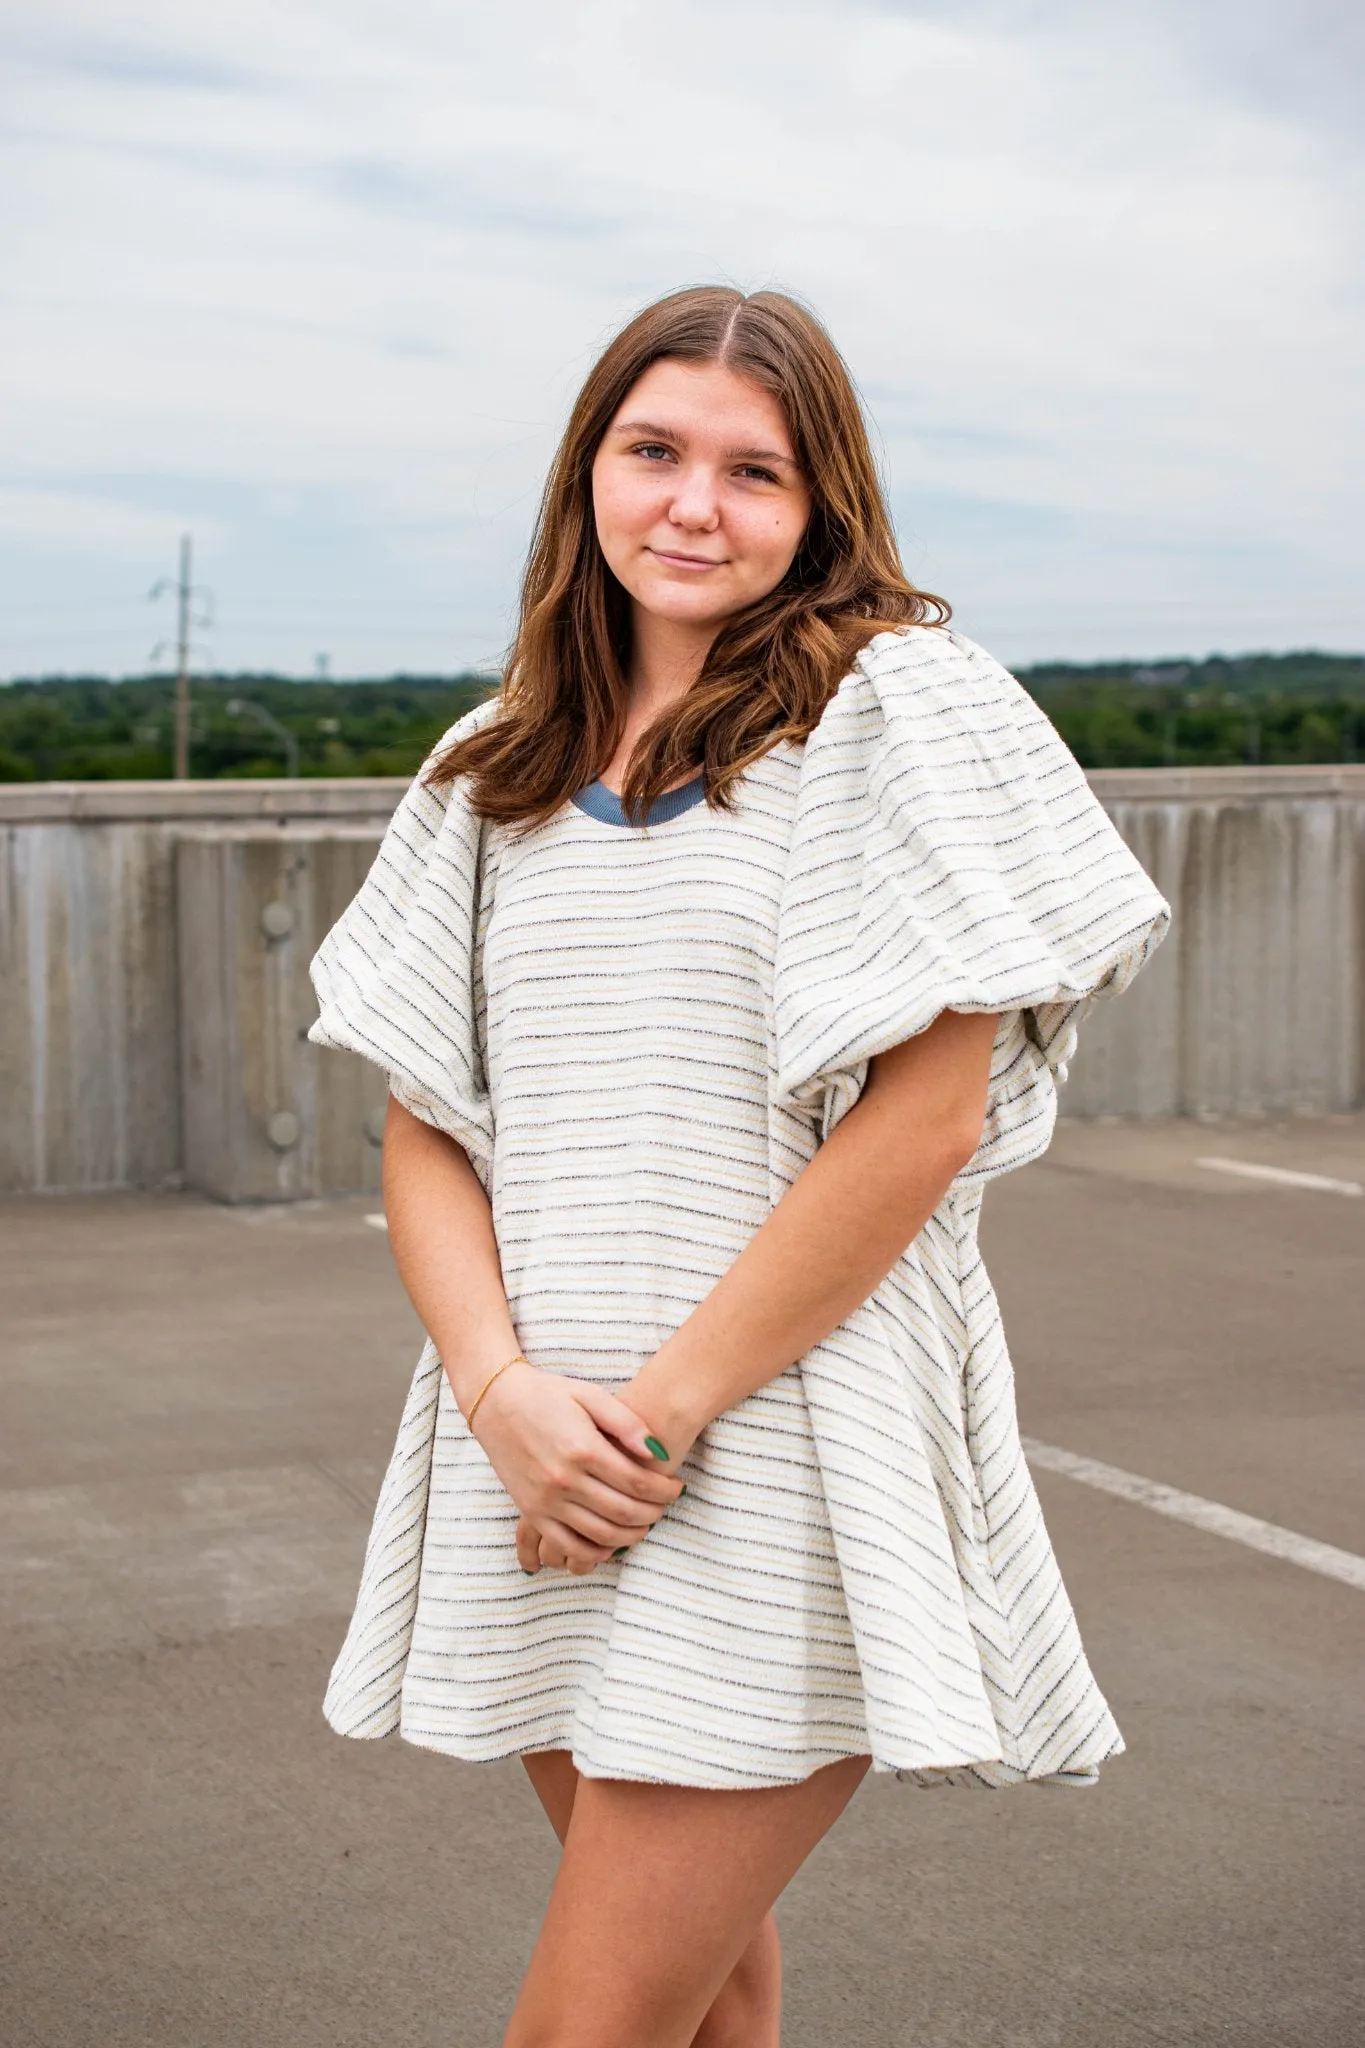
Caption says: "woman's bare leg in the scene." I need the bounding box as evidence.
[521,1753,783,2046]
[510,1750,868,2048]
[522,1756,783,2047]
[519,1749,580,1842]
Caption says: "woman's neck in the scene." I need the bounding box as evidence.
[600,607,718,793]
[626,607,717,722]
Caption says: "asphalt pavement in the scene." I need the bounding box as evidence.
[2,1117,1362,2047]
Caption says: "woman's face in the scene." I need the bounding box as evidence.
[591,357,813,637]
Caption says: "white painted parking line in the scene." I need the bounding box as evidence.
[1022,1438,1365,1592]
[363,1213,389,1230]
[1195,1156,1363,1197]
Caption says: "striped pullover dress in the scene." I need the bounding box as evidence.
[308,625,1170,1790]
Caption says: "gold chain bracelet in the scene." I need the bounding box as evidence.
[464,1352,528,1431]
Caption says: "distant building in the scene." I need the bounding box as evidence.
[1131,664,1190,687]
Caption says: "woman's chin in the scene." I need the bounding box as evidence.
[628,579,747,631]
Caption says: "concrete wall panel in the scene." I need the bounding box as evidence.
[177,828,388,1202]
[0,819,181,1192]
[1065,786,1365,1118]
[1063,800,1187,1119]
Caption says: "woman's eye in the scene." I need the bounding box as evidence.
[634,442,674,462]
[737,464,780,484]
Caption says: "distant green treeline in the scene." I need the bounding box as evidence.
[2,651,1363,782]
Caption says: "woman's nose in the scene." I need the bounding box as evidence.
[667,466,721,530]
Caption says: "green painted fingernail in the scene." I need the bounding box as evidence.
[612,1546,629,1559]
[521,1566,537,1576]
[644,1437,670,1461]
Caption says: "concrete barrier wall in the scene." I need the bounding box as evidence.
[3,766,1363,1197]
[1,783,397,1196]
[1069,769,1365,1119]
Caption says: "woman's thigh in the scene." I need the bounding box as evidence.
[520,1748,579,1844]
[504,1754,869,2048]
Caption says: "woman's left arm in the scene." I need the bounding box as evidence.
[631,1007,999,1457]
[517,1008,999,1569]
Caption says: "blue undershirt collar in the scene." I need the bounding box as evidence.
[571,774,707,828]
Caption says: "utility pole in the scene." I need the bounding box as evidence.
[173,532,192,780]
[150,534,211,779]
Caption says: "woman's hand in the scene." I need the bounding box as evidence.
[474,1364,683,1573]
[513,1375,703,1574]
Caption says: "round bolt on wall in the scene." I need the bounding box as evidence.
[266,1110,301,1151]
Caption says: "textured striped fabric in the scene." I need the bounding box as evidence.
[309,626,1170,1790]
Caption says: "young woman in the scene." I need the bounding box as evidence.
[310,286,1169,2047]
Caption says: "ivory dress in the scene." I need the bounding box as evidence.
[309,626,1169,1791]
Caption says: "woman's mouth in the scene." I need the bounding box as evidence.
[648,548,726,570]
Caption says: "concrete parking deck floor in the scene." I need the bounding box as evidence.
[3,1119,1362,2047]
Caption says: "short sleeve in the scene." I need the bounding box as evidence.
[308,700,499,1173]
[773,628,1170,1179]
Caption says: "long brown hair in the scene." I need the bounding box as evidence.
[428,285,948,824]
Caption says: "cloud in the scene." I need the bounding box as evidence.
[0,487,196,553]
[1,0,1360,674]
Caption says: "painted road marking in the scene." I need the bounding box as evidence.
[363,1213,389,1229]
[1023,1438,1365,1592]
[1195,1155,1363,1197]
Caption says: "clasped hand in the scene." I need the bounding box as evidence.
[471,1362,686,1575]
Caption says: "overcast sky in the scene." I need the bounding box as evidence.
[3,0,1361,677]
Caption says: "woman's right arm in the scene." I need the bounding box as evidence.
[381,1097,682,1569]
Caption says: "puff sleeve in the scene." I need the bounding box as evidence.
[308,701,499,1176]
[773,629,1169,1179]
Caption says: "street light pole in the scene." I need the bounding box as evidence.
[226,698,301,778]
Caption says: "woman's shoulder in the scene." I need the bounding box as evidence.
[805,625,1063,794]
[422,691,503,783]
[393,691,502,831]
[815,624,1033,739]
